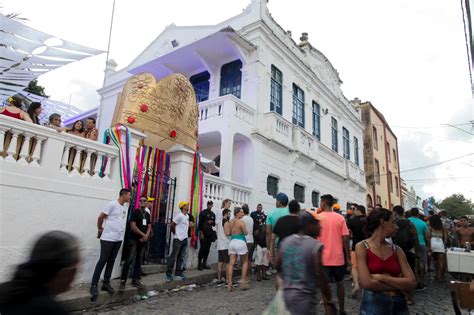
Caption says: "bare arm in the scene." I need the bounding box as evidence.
[424,228,431,251]
[342,235,351,264]
[270,233,277,257]
[266,224,273,254]
[240,220,248,235]
[375,247,417,291]
[170,222,177,234]
[224,221,231,236]
[97,212,107,238]
[411,222,420,254]
[145,224,152,239]
[21,111,33,123]
[355,242,398,291]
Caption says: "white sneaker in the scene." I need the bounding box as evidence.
[266,270,272,276]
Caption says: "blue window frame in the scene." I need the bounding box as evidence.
[331,117,338,152]
[220,60,242,98]
[354,136,360,166]
[312,101,321,140]
[190,71,210,102]
[292,84,305,127]
[343,127,350,159]
[270,65,282,114]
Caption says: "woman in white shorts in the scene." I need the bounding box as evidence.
[225,207,249,291]
[429,215,447,281]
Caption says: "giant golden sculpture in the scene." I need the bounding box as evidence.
[112,73,199,150]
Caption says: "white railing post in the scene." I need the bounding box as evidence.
[70,146,83,175]
[0,126,9,157]
[60,144,72,173]
[17,133,33,165]
[5,130,21,161]
[82,149,93,177]
[92,153,104,179]
[30,136,45,166]
[103,154,112,180]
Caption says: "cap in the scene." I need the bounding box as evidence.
[276,192,289,204]
[333,203,341,210]
[207,200,213,205]
[179,201,189,209]
[147,197,155,202]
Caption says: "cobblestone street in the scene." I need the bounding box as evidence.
[82,273,456,315]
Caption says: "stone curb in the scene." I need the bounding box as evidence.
[63,269,217,313]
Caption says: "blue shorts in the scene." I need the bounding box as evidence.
[323,265,345,283]
[360,290,409,315]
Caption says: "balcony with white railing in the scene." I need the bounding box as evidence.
[259,112,293,149]
[292,126,318,158]
[198,95,256,136]
[316,142,346,178]
[203,173,252,206]
[0,115,120,196]
[346,160,367,188]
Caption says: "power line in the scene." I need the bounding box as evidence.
[376,152,474,177]
[404,176,474,182]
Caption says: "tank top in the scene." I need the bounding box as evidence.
[1,108,22,120]
[363,240,401,277]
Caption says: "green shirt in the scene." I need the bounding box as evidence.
[266,207,289,228]
[408,217,429,246]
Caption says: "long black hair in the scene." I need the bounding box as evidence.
[27,102,42,124]
[429,214,443,231]
[0,231,80,303]
[366,208,393,236]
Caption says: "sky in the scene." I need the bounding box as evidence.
[3,0,473,203]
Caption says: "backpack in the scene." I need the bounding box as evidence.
[392,219,415,251]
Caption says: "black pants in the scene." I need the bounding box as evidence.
[166,238,187,275]
[198,236,213,262]
[121,239,146,281]
[92,240,122,285]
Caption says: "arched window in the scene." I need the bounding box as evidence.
[220,60,242,98]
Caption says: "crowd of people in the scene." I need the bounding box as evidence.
[1,186,473,315]
[1,96,98,140]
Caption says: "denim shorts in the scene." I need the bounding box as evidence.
[359,290,409,315]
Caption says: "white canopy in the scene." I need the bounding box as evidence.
[0,14,104,100]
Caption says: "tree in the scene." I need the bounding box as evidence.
[24,80,48,97]
[437,194,474,218]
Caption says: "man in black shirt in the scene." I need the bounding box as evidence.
[119,195,151,291]
[198,201,216,270]
[270,200,301,258]
[346,204,367,297]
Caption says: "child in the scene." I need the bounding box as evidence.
[254,219,269,281]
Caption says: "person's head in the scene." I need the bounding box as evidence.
[206,200,213,210]
[179,201,189,213]
[367,206,374,215]
[257,203,263,212]
[410,207,419,218]
[222,208,231,220]
[234,206,244,219]
[27,102,42,122]
[86,117,96,129]
[146,197,155,209]
[429,215,443,231]
[72,120,84,132]
[375,203,382,210]
[349,203,357,211]
[275,193,289,208]
[0,231,80,302]
[393,205,404,218]
[139,195,147,209]
[428,210,434,216]
[405,210,411,218]
[460,216,469,226]
[320,194,334,211]
[222,199,231,209]
[367,208,397,238]
[8,96,23,108]
[242,204,250,215]
[288,199,301,214]
[439,210,447,217]
[49,113,62,127]
[356,205,366,216]
[333,203,341,212]
[298,210,320,238]
[118,188,131,203]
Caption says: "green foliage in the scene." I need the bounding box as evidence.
[437,194,474,218]
[24,80,48,97]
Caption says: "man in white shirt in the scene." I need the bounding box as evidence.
[242,204,254,278]
[90,188,131,300]
[166,201,190,282]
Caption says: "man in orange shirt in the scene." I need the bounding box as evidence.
[318,194,350,315]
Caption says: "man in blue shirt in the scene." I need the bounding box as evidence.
[266,192,289,264]
[408,207,430,289]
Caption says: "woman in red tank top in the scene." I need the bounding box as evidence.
[0,96,32,122]
[356,208,416,314]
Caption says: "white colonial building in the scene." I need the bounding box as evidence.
[98,0,367,211]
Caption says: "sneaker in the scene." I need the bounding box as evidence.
[131,279,145,289]
[266,270,272,276]
[175,272,186,280]
[415,284,426,292]
[101,283,115,294]
[166,274,174,282]
[118,281,126,293]
[270,268,277,274]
